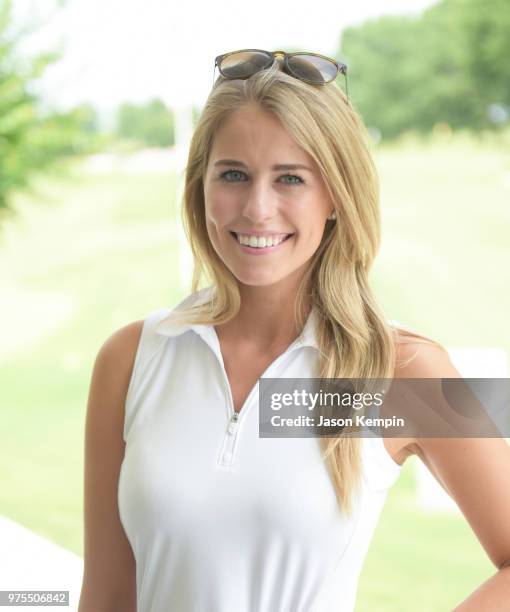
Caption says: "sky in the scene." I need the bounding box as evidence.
[13,0,439,116]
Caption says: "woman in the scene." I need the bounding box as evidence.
[78,50,510,611]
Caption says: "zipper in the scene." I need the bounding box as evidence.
[228,411,239,433]
[215,335,305,468]
[219,411,240,466]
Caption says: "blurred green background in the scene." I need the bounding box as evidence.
[1,0,509,609]
[1,133,508,610]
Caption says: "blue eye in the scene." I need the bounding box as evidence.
[280,174,304,185]
[219,169,304,185]
[220,170,244,182]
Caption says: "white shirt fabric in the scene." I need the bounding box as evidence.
[118,287,403,612]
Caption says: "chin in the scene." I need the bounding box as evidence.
[234,273,283,287]
[228,267,288,288]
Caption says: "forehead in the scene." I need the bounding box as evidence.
[209,104,309,161]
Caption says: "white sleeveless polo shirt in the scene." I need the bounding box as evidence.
[118,288,402,612]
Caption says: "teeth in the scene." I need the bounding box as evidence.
[235,233,290,248]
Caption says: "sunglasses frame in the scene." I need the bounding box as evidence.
[213,48,349,100]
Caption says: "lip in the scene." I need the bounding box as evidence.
[230,231,294,255]
[230,230,294,237]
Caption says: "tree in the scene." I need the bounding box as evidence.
[115,98,175,147]
[0,0,100,217]
[338,0,510,139]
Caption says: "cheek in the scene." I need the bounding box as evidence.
[205,191,236,227]
[294,206,328,240]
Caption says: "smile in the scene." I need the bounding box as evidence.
[230,231,294,253]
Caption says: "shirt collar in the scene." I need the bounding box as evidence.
[155,295,319,351]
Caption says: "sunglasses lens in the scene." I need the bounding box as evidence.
[219,51,273,79]
[287,54,338,84]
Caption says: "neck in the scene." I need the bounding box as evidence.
[216,278,311,353]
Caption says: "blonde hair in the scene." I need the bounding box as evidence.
[170,59,432,516]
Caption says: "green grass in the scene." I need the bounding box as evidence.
[0,136,508,610]
[356,459,494,611]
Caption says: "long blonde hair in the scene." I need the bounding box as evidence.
[169,59,427,515]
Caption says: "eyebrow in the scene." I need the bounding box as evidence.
[213,159,313,172]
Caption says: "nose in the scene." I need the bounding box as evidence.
[240,178,279,224]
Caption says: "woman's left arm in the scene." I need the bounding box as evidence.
[397,341,510,610]
[416,435,510,610]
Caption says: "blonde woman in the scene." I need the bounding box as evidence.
[79,50,510,611]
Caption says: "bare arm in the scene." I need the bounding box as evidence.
[397,341,510,610]
[78,320,144,612]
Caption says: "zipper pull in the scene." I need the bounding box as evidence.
[227,412,239,434]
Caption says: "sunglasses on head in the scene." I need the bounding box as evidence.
[213,49,349,101]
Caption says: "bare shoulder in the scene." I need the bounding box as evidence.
[393,326,453,376]
[86,318,145,434]
[86,319,145,416]
[383,326,456,466]
[85,318,145,439]
[97,319,145,367]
